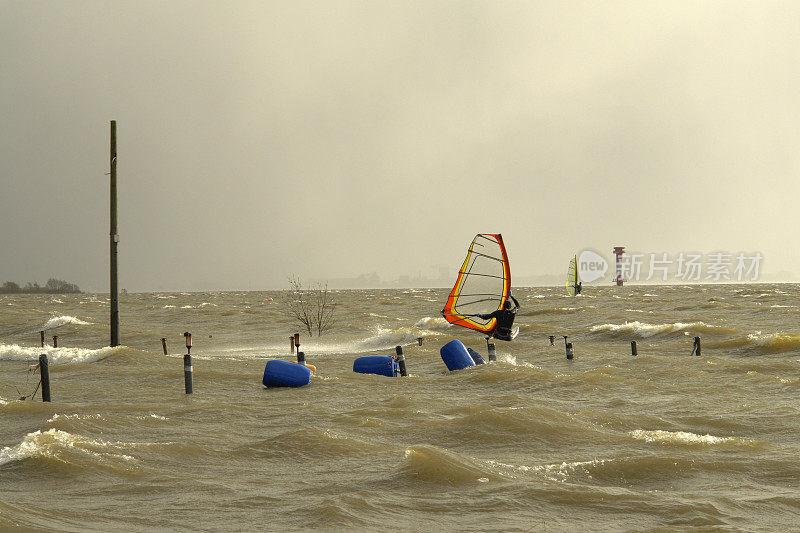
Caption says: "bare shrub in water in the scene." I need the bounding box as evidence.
[286,276,337,336]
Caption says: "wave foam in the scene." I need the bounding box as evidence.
[590,321,738,338]
[413,316,451,331]
[526,307,582,316]
[716,332,800,354]
[532,459,609,483]
[629,429,749,446]
[0,428,137,467]
[0,344,119,364]
[43,316,91,330]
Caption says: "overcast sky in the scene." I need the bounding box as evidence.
[2,1,798,292]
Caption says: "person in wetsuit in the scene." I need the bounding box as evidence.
[476,293,520,341]
[574,281,582,295]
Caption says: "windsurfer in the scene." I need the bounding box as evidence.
[574,281,582,294]
[475,293,520,341]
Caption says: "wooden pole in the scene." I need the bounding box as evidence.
[692,336,701,356]
[161,337,168,355]
[39,354,51,402]
[40,330,45,347]
[110,120,119,347]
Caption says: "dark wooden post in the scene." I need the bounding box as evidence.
[39,354,51,402]
[692,336,701,356]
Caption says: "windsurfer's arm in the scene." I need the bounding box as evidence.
[509,294,520,310]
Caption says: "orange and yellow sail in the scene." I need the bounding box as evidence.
[441,234,511,334]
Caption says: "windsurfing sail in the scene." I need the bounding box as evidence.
[566,255,578,296]
[441,234,511,334]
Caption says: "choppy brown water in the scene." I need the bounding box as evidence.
[1,284,799,532]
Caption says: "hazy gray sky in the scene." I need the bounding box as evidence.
[2,1,798,291]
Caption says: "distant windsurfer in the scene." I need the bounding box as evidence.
[475,293,520,341]
[574,281,582,295]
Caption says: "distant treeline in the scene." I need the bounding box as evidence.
[0,279,81,294]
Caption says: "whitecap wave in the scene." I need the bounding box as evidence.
[629,429,748,446]
[589,321,738,338]
[0,428,138,467]
[532,459,609,483]
[0,344,119,364]
[712,331,800,354]
[356,326,428,352]
[527,307,582,316]
[744,332,800,353]
[413,316,451,331]
[47,413,106,423]
[43,315,91,330]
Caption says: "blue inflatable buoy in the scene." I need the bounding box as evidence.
[440,339,476,371]
[467,348,486,365]
[353,355,399,377]
[263,360,311,387]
